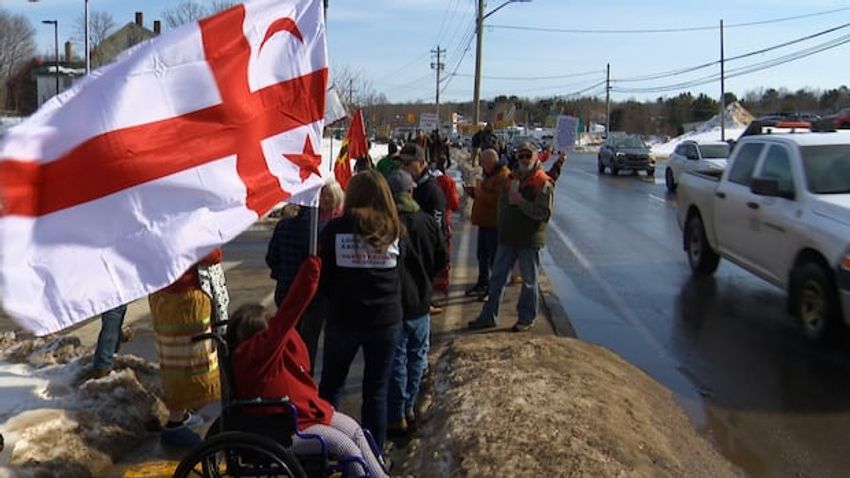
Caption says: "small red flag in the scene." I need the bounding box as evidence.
[333,110,367,189]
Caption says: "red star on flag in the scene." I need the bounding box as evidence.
[285,136,322,182]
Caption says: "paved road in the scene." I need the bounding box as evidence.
[543,151,850,478]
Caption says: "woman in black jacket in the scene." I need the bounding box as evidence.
[318,170,405,449]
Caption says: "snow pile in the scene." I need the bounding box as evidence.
[397,334,741,477]
[0,117,23,138]
[652,102,753,158]
[0,333,166,478]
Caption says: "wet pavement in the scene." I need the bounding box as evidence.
[543,151,850,478]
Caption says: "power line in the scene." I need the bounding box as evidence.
[488,6,850,34]
[612,33,850,93]
[615,21,850,83]
[449,69,603,81]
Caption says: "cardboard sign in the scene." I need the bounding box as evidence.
[555,115,578,152]
[419,112,438,132]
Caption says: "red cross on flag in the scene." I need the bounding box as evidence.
[0,0,328,335]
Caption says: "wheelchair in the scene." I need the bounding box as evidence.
[172,321,388,478]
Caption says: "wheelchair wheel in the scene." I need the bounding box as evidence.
[172,431,306,478]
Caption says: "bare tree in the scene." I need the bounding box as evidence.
[0,9,36,111]
[331,64,387,109]
[74,11,116,67]
[162,0,235,28]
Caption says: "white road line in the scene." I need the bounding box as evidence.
[648,195,667,205]
[548,221,673,362]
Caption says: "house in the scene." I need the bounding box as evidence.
[91,12,161,69]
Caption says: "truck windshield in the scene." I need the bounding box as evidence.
[801,145,850,194]
[698,144,730,159]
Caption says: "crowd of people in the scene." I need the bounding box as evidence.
[76,125,566,475]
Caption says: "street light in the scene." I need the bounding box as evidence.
[42,19,59,96]
[29,0,89,74]
[473,0,531,126]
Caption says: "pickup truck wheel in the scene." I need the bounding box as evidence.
[685,215,720,275]
[792,262,842,342]
[598,160,605,174]
[647,168,655,177]
[665,169,677,191]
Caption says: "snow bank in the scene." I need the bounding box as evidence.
[397,335,741,477]
[0,333,166,478]
[652,102,753,158]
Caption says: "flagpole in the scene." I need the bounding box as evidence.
[309,205,319,255]
[315,0,328,255]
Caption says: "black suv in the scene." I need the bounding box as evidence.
[597,134,654,176]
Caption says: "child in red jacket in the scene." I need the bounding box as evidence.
[227,257,387,477]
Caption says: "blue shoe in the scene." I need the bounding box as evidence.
[161,425,202,447]
[182,412,204,429]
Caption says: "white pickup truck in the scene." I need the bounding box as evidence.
[676,130,850,341]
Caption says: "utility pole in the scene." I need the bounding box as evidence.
[473,0,484,126]
[720,19,726,142]
[84,0,90,74]
[605,63,611,137]
[348,78,355,107]
[431,45,446,131]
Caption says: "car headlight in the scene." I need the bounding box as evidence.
[616,152,626,157]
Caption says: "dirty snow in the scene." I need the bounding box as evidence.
[0,333,166,478]
[397,334,741,477]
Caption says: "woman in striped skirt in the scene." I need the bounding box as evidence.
[149,248,227,446]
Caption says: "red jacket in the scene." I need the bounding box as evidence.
[231,256,333,429]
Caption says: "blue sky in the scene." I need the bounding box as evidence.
[5,0,850,106]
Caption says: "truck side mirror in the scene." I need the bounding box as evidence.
[687,152,699,160]
[751,177,795,200]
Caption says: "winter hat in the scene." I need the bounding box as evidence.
[399,143,425,162]
[387,169,416,195]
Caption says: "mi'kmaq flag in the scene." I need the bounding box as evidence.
[0,0,328,336]
[333,110,367,189]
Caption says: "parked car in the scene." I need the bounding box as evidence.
[676,130,850,342]
[666,140,730,192]
[598,135,655,176]
[814,108,850,130]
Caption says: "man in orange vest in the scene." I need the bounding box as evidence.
[468,141,554,332]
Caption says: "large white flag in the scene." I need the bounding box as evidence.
[0,0,328,335]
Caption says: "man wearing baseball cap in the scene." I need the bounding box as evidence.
[398,143,448,315]
[468,141,554,332]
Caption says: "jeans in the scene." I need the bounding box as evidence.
[387,314,430,422]
[477,244,540,326]
[93,304,128,371]
[319,321,401,450]
[475,227,499,287]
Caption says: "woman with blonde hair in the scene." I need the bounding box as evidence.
[318,170,406,450]
[266,179,344,370]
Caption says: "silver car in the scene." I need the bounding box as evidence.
[665,140,730,192]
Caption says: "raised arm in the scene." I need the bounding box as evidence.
[267,256,321,338]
